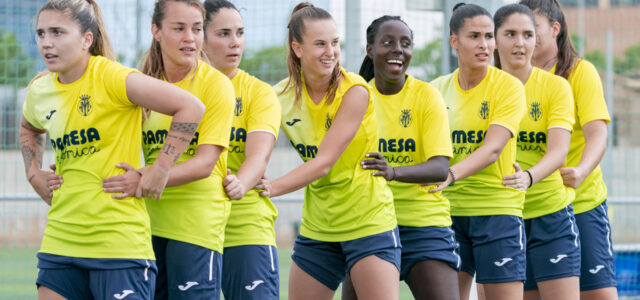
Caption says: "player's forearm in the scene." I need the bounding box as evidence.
[392,156,449,183]
[19,121,45,181]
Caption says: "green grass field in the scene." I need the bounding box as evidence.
[0,247,414,299]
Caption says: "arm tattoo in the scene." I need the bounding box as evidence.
[167,134,191,144]
[21,145,35,174]
[169,122,198,135]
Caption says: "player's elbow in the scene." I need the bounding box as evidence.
[433,163,450,182]
[486,147,503,165]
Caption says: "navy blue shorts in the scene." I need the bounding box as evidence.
[222,245,279,300]
[36,253,156,300]
[524,204,581,290]
[398,225,460,281]
[575,201,617,291]
[291,227,401,290]
[452,215,526,284]
[152,236,222,300]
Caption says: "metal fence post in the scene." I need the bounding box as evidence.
[345,0,362,73]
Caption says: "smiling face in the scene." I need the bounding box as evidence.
[36,10,93,76]
[291,18,340,79]
[204,7,244,77]
[152,1,204,70]
[451,15,495,71]
[496,13,536,70]
[369,20,413,84]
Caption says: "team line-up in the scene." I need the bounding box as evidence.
[21,0,617,299]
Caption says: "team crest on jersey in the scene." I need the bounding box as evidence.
[77,94,93,117]
[478,101,489,120]
[234,97,243,116]
[324,113,333,130]
[399,109,412,128]
[529,101,542,121]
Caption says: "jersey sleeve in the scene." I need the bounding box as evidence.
[22,85,44,130]
[100,58,139,109]
[572,60,611,126]
[197,73,235,148]
[421,85,453,159]
[546,76,575,130]
[490,78,526,135]
[246,80,281,138]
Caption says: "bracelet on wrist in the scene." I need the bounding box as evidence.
[524,170,533,188]
[448,168,456,186]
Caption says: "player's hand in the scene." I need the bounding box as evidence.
[223,169,246,200]
[256,175,272,197]
[560,167,586,189]
[503,163,529,191]
[28,166,63,206]
[102,162,142,199]
[427,172,453,193]
[361,152,395,181]
[136,163,170,200]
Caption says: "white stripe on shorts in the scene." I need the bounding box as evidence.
[391,230,398,248]
[144,260,150,281]
[566,207,579,247]
[599,204,613,256]
[269,246,275,272]
[450,228,461,269]
[209,251,214,281]
[518,218,524,250]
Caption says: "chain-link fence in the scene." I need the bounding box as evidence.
[1,0,639,298]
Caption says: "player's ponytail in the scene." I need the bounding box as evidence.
[519,0,578,79]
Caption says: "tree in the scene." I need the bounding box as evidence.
[239,44,289,85]
[0,28,34,87]
[410,38,442,81]
[0,28,35,149]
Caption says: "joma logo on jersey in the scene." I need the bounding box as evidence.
[529,102,542,121]
[51,128,101,151]
[290,141,318,159]
[452,130,486,144]
[143,130,199,145]
[325,113,333,130]
[379,138,416,153]
[518,131,546,144]
[234,97,243,117]
[230,127,247,142]
[77,94,93,116]
[479,101,489,120]
[399,109,412,128]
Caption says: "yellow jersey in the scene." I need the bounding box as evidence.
[552,60,610,214]
[22,56,153,259]
[518,67,575,219]
[224,69,281,247]
[431,66,526,217]
[142,61,235,252]
[274,69,396,242]
[371,75,453,227]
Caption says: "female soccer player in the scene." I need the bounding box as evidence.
[519,1,616,299]
[202,0,281,299]
[342,15,459,300]
[259,2,400,299]
[21,0,204,299]
[493,4,579,300]
[430,3,527,300]
[103,0,234,299]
